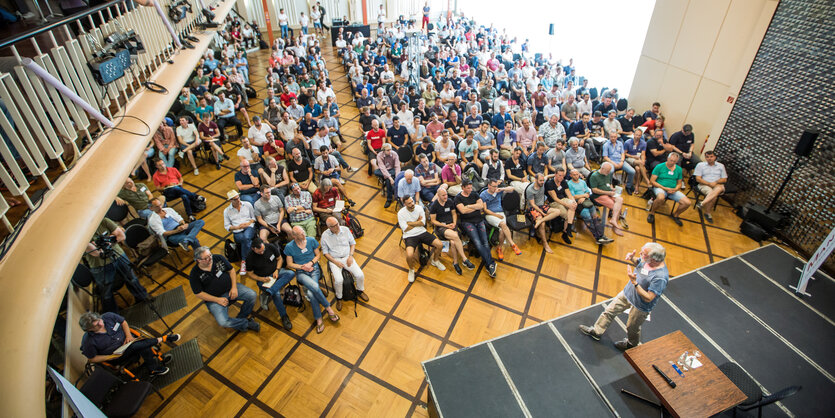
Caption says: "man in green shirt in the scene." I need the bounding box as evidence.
[589,162,626,235]
[116,178,162,219]
[83,218,151,313]
[648,152,691,226]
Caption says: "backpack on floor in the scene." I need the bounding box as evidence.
[224,239,240,263]
[344,210,364,238]
[191,198,206,213]
[418,244,430,267]
[245,86,257,99]
[282,284,304,307]
[341,270,359,317]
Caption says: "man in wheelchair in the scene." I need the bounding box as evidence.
[79,311,180,377]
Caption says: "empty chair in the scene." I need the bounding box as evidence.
[717,362,801,418]
[80,367,159,417]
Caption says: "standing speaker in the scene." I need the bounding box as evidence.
[794,129,819,157]
[548,24,554,35]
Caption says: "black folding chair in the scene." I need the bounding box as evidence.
[80,366,161,417]
[718,362,800,418]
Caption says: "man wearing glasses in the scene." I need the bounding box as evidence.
[189,246,259,332]
[320,216,368,311]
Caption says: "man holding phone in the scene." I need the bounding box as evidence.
[578,242,669,350]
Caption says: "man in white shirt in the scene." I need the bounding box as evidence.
[379,65,395,86]
[396,102,414,127]
[278,9,289,38]
[237,138,262,166]
[321,216,368,310]
[576,93,593,117]
[542,96,561,122]
[247,116,272,149]
[602,110,622,137]
[398,195,446,282]
[148,198,205,251]
[299,12,309,35]
[224,190,257,275]
[175,116,202,176]
[693,150,727,223]
[275,111,298,143]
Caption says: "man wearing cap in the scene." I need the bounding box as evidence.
[224,190,257,275]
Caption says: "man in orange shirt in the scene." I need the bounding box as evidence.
[365,119,387,173]
[152,159,206,221]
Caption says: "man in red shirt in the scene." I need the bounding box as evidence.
[280,90,297,108]
[152,159,206,221]
[365,119,387,173]
[312,179,345,228]
[262,131,285,163]
[197,112,227,169]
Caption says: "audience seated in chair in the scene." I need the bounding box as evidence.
[189,246,259,332]
[147,198,205,251]
[693,150,727,223]
[152,159,206,222]
[321,216,369,311]
[647,152,691,226]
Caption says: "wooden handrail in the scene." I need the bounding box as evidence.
[0,0,234,415]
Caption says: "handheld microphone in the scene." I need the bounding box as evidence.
[653,364,676,388]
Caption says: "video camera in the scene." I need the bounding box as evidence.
[168,0,193,24]
[94,234,118,259]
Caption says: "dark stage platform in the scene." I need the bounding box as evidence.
[422,244,835,417]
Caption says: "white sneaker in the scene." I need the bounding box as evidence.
[339,178,346,185]
[430,259,446,271]
[193,168,199,176]
[407,269,415,283]
[239,261,247,276]
[178,151,185,159]
[646,199,654,211]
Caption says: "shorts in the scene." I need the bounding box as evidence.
[528,205,549,219]
[653,188,686,202]
[697,184,721,196]
[313,22,322,28]
[625,157,641,168]
[404,231,436,249]
[485,213,505,228]
[434,225,452,241]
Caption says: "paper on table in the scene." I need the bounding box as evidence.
[686,356,703,369]
[262,277,276,288]
[333,200,345,212]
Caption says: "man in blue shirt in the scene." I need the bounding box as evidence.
[602,131,636,194]
[479,178,521,260]
[214,91,243,140]
[579,243,669,350]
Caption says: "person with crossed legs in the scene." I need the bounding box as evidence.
[527,173,561,254]
[284,226,340,334]
[455,180,498,278]
[429,186,475,276]
[480,178,522,260]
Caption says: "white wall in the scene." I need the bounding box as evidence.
[628,0,779,153]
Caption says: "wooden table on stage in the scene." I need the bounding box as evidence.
[624,330,747,418]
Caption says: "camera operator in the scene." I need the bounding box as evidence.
[83,218,151,313]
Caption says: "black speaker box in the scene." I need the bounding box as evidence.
[742,202,785,230]
[795,129,819,157]
[741,220,771,242]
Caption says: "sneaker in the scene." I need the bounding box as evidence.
[597,237,615,244]
[164,333,181,343]
[430,259,446,271]
[348,166,359,172]
[561,232,572,244]
[335,299,343,311]
[704,213,714,223]
[281,315,293,330]
[162,353,173,364]
[216,161,222,170]
[358,292,369,302]
[672,216,683,227]
[496,246,504,260]
[453,263,463,275]
[247,319,260,332]
[384,200,392,208]
[462,259,475,270]
[178,151,185,159]
[179,241,189,251]
[646,199,654,211]
[647,214,655,224]
[487,263,497,278]
[339,178,346,185]
[512,244,522,255]
[578,325,601,341]
[240,261,247,276]
[614,339,636,351]
[151,367,170,376]
[188,215,197,222]
[347,199,356,207]
[259,291,270,310]
[407,269,415,283]
[193,168,199,176]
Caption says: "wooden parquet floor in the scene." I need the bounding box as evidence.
[126,37,768,417]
